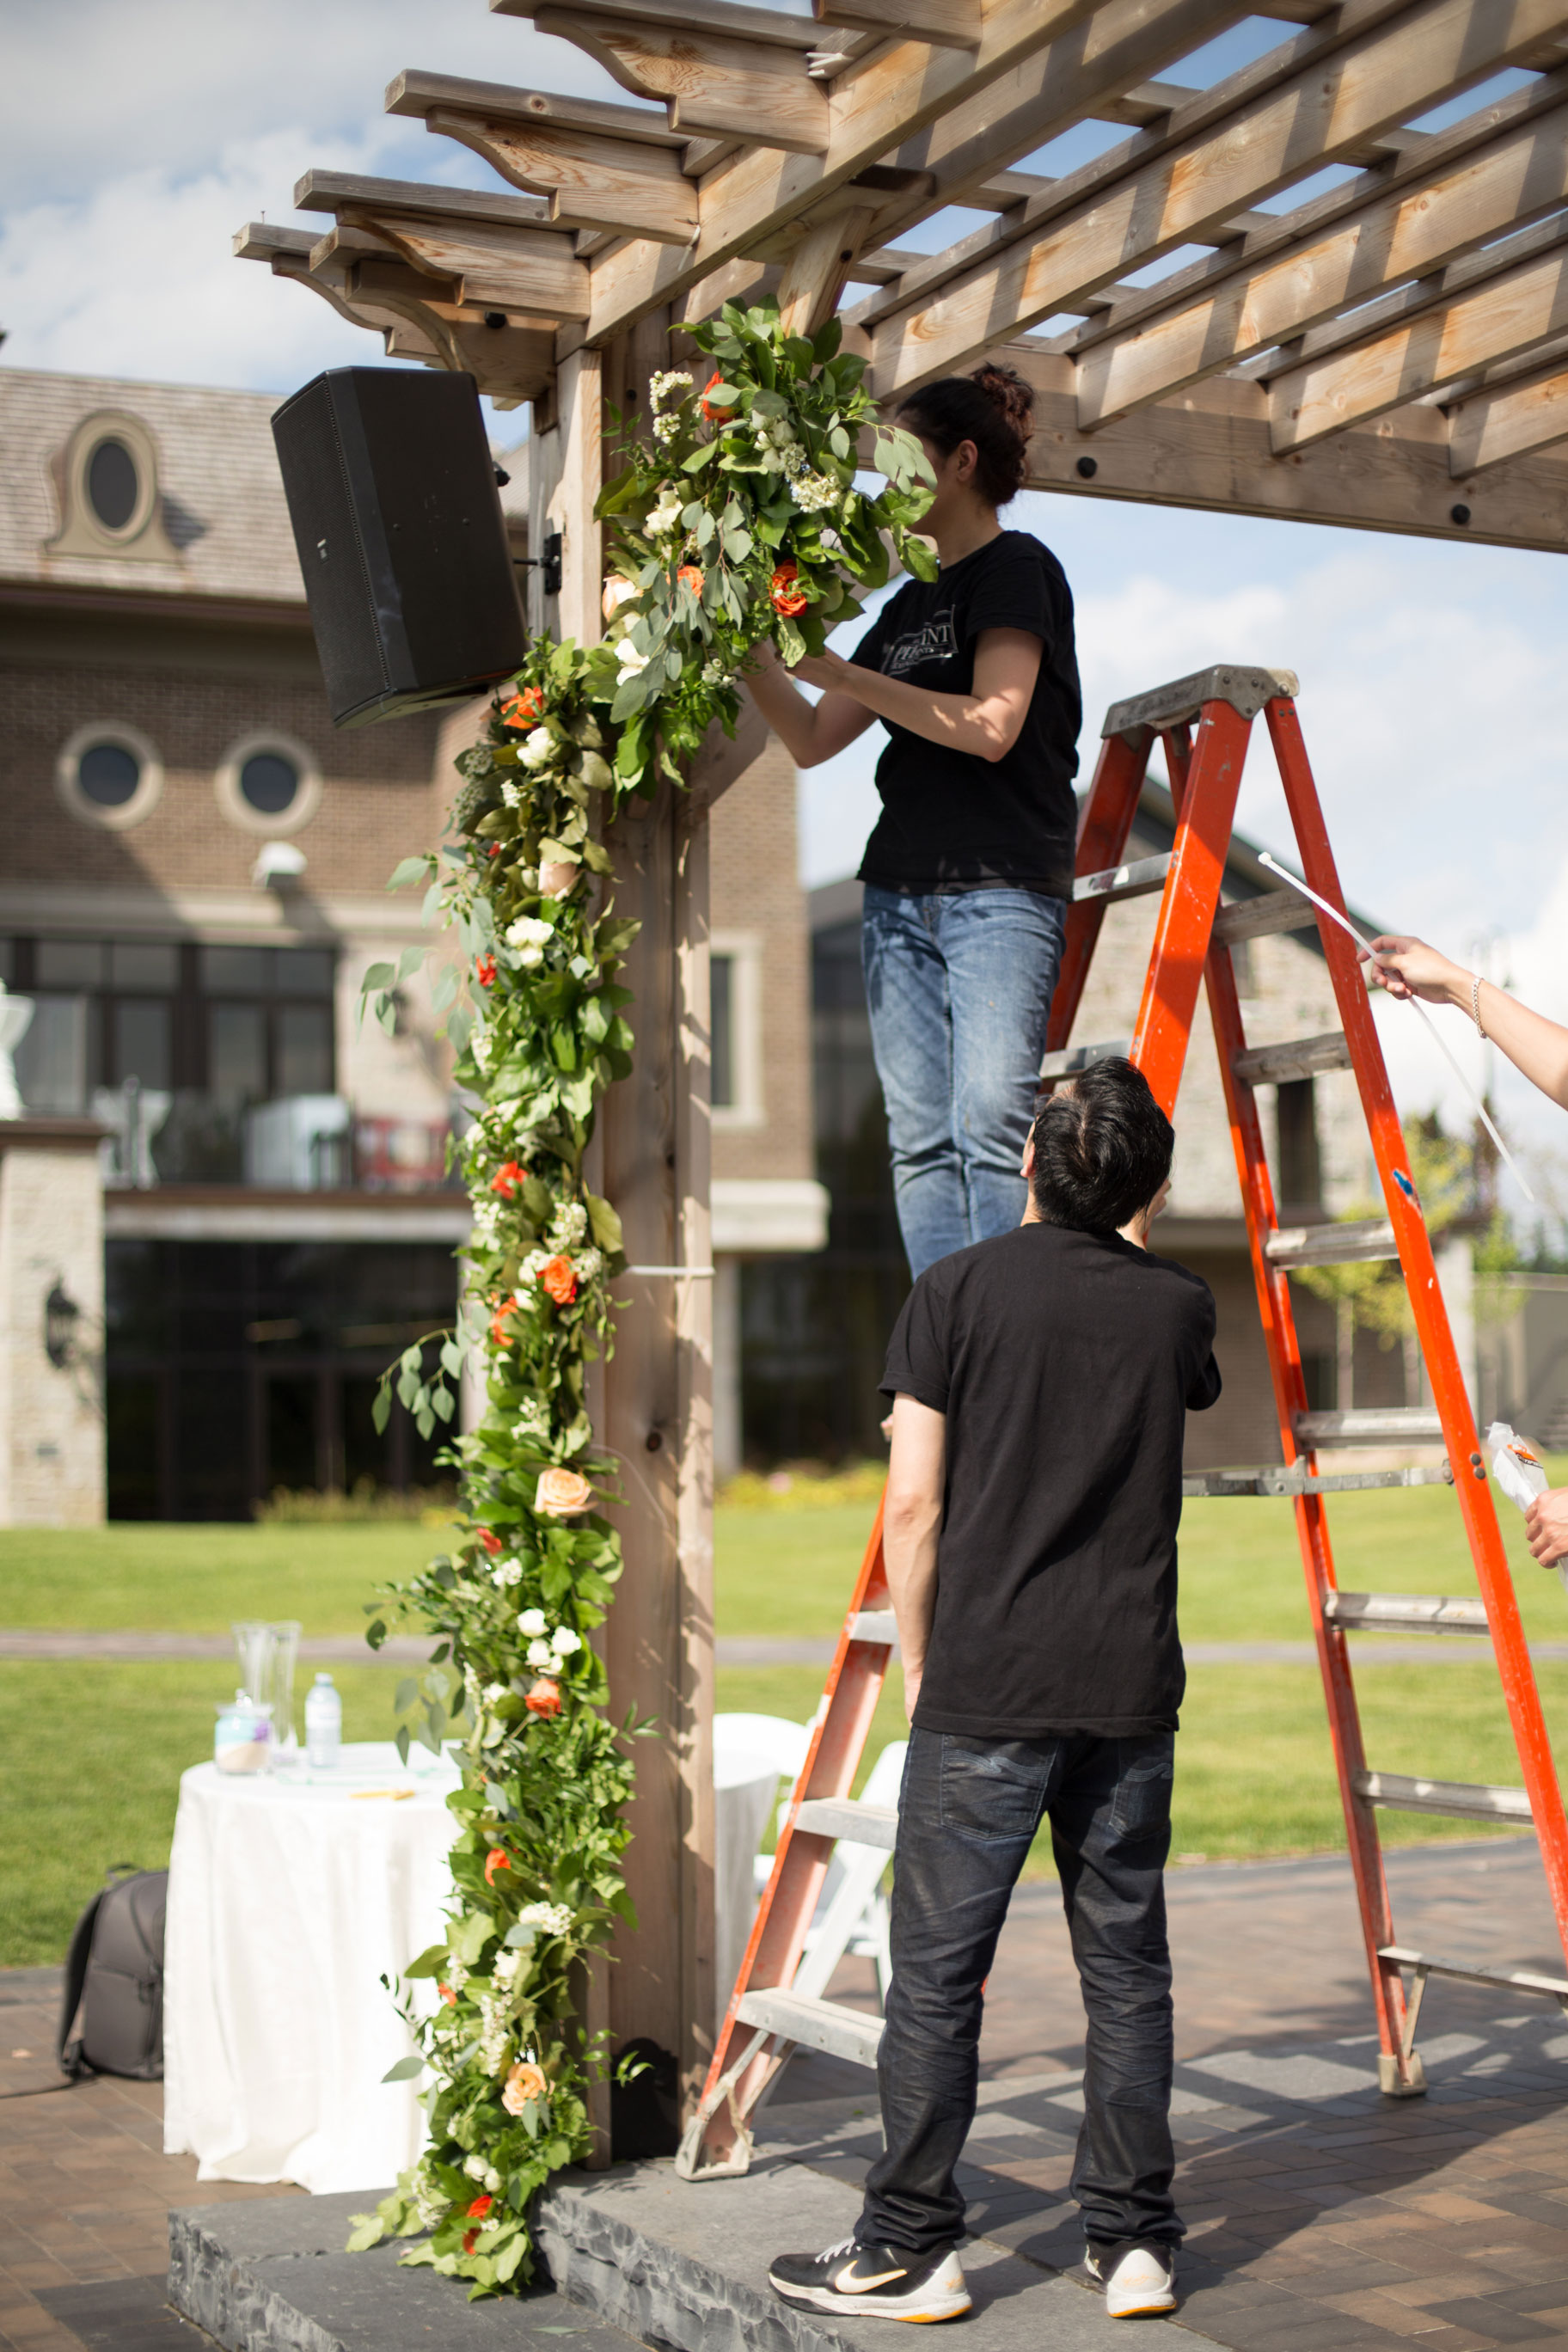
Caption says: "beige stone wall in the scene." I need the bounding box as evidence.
[708,733,813,1185]
[0,1134,104,1525]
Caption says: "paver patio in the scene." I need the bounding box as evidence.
[4,1836,1567,2350]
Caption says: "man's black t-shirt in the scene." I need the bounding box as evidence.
[881,1221,1222,1738]
[851,530,1081,897]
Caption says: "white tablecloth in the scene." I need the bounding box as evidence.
[163,1741,459,2194]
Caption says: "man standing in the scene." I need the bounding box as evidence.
[769,1058,1220,2322]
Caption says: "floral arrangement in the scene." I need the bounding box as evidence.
[347,300,931,2299]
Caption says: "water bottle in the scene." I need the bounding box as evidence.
[305,1672,341,1768]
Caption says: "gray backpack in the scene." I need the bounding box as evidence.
[58,1866,167,2080]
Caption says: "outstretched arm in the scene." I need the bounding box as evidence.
[883,1394,946,1723]
[1363,936,1568,1111]
[788,627,1044,764]
[742,640,878,769]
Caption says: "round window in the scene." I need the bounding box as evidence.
[77,742,142,807]
[239,752,300,815]
[87,438,140,532]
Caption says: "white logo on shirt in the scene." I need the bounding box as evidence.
[883,612,957,677]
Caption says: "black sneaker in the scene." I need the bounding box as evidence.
[769,2236,971,2322]
[1083,2241,1177,2318]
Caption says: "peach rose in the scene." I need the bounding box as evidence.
[538,1255,579,1308]
[536,1467,592,1517]
[602,575,640,623]
[539,861,579,900]
[502,2059,549,2116]
[525,1676,561,1718]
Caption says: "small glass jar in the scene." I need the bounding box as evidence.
[214,1690,273,1774]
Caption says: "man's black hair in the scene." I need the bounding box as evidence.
[1029,1057,1173,1234]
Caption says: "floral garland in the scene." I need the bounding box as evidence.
[348,301,931,2298]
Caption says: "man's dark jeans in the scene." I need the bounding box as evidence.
[858,1726,1180,2258]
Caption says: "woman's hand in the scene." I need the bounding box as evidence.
[1361,935,1471,1009]
[787,649,853,693]
[1526,1487,1568,1567]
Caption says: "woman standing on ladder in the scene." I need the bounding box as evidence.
[745,364,1081,1278]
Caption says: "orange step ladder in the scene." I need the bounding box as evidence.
[677,663,1568,2181]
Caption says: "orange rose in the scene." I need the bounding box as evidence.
[499,686,544,728]
[536,1467,592,1518]
[489,1304,516,1347]
[700,372,736,422]
[466,2193,494,2219]
[438,1982,457,2006]
[462,2227,479,2253]
[490,1161,524,1199]
[677,564,704,596]
[537,1254,578,1308]
[477,1528,504,1556]
[769,562,809,618]
[484,1848,511,1887]
[475,952,497,989]
[525,1676,561,1718]
[503,2059,549,2116]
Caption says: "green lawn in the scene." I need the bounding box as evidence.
[4,1472,1568,1964]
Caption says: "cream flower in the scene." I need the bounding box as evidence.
[519,728,557,770]
[526,1637,554,1668]
[518,1607,548,1638]
[616,640,651,677]
[550,1626,583,1658]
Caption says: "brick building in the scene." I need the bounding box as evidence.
[0,364,823,1521]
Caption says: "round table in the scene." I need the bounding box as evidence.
[162,1741,459,2195]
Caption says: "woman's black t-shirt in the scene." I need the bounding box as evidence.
[849,529,1081,897]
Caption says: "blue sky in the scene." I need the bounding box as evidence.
[6,4,1568,1196]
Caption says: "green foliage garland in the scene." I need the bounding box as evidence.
[348,301,931,2299]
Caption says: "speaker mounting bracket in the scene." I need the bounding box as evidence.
[514,528,563,598]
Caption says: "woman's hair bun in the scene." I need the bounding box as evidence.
[894,359,1034,509]
[969,361,1034,441]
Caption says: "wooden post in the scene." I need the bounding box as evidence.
[586,314,719,2127]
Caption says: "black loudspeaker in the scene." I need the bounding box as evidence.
[272,367,526,730]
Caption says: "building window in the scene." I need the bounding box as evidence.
[710,933,763,1130]
[1277,1077,1322,1214]
[55,722,164,831]
[87,438,140,531]
[46,409,176,562]
[214,732,322,836]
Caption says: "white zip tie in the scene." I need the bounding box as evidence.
[622,1265,716,1277]
[1257,852,1533,1204]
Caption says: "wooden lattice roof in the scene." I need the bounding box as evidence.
[238,0,1568,550]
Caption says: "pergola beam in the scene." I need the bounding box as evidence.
[866,0,1568,400]
[1075,94,1568,428]
[1448,352,1568,469]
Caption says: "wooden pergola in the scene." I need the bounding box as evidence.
[236,0,1568,2136]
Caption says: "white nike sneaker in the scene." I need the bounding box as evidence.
[769,2236,971,2322]
[1084,2242,1177,2318]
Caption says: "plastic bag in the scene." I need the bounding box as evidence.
[1484,1421,1566,1593]
[1486,1421,1549,1514]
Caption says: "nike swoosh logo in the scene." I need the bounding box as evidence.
[835,2267,910,2293]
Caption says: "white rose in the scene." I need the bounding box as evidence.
[518,1608,548,1637]
[647,493,683,537]
[506,916,552,951]
[616,640,651,677]
[551,1627,583,1657]
[520,730,557,770]
[526,1638,554,1668]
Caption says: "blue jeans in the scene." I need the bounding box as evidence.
[861,886,1067,1279]
[859,1728,1180,2260]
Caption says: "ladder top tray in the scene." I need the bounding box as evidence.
[1103,665,1301,742]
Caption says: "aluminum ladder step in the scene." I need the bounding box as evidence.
[1073,852,1171,907]
[1380,1945,1568,2004]
[1185,1464,1451,1498]
[1038,1036,1130,1081]
[733,1987,883,2069]
[1295,1406,1444,1446]
[1233,1031,1353,1086]
[1267,1217,1397,1269]
[848,1609,898,1646]
[1212,887,1315,946]
[1355,1770,1534,1824]
[1326,1591,1488,1635]
[793,1796,898,1851]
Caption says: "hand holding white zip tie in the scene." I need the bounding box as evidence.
[1257,852,1534,1204]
